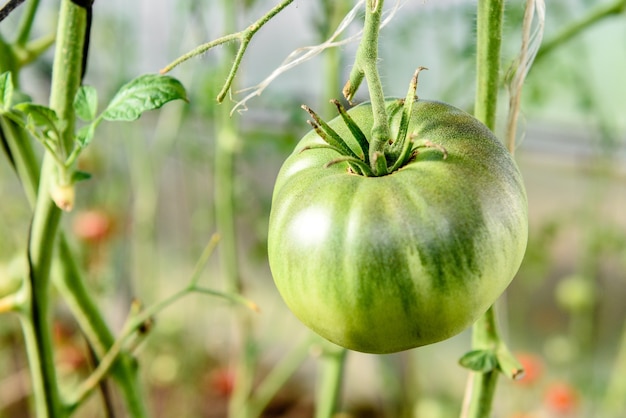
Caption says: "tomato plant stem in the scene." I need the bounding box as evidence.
[346,0,391,175]
[474,0,504,132]
[315,345,347,418]
[535,0,626,64]
[212,3,258,418]
[461,306,499,418]
[463,0,511,417]
[15,0,41,46]
[160,0,295,103]
[602,319,626,415]
[54,237,149,417]
[24,1,87,415]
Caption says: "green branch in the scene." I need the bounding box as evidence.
[535,0,626,64]
[160,0,295,102]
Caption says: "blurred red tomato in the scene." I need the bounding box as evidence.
[544,381,578,414]
[72,209,113,243]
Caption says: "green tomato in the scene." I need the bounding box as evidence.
[268,99,528,354]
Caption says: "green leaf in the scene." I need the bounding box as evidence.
[459,349,499,373]
[76,123,96,148]
[14,103,61,136]
[102,74,187,122]
[0,72,14,111]
[74,85,98,121]
[71,170,92,183]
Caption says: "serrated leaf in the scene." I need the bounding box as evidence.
[102,74,187,122]
[71,170,92,183]
[76,123,96,148]
[74,85,98,121]
[459,349,498,373]
[0,72,14,111]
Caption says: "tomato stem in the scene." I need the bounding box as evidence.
[463,1,521,417]
[24,1,88,415]
[159,0,295,104]
[345,0,391,176]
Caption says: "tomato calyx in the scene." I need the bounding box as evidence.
[301,67,445,177]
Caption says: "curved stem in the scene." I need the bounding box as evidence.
[535,0,626,64]
[160,0,295,103]
[55,237,148,417]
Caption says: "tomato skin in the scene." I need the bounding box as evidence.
[268,99,528,354]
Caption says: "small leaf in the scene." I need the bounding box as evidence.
[14,103,59,129]
[459,349,498,373]
[0,72,14,111]
[102,74,187,122]
[71,170,92,183]
[74,85,98,121]
[13,103,62,142]
[76,123,96,148]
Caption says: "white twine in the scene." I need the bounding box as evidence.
[230,0,403,115]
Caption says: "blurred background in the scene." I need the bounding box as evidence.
[1,0,625,417]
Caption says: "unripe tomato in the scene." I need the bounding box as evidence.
[268,99,528,353]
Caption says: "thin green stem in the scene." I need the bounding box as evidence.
[0,117,39,205]
[66,303,143,413]
[209,3,258,418]
[321,1,350,118]
[14,33,56,67]
[602,319,626,415]
[461,307,499,418]
[247,337,314,417]
[15,0,41,46]
[54,237,148,417]
[535,0,626,64]
[160,0,295,103]
[315,345,347,418]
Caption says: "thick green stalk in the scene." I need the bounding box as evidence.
[27,157,65,417]
[362,0,388,173]
[25,1,86,416]
[473,0,504,132]
[463,1,506,417]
